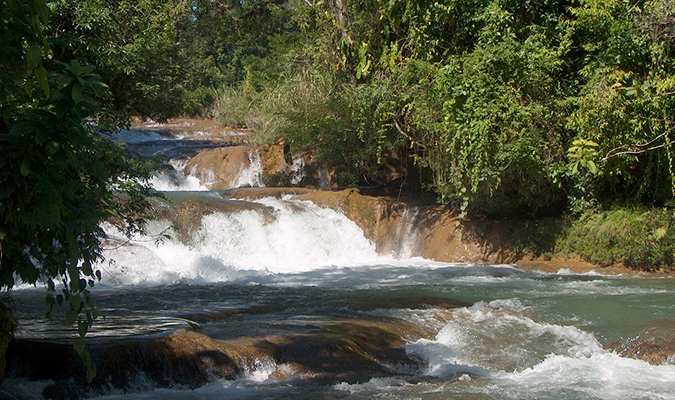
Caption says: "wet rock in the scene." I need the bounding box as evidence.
[267,317,427,383]
[185,146,257,190]
[6,313,431,397]
[224,187,315,199]
[176,305,283,324]
[617,336,675,365]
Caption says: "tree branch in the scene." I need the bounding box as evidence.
[393,118,417,144]
[603,126,675,162]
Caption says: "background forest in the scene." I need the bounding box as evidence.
[33,0,675,212]
[42,0,675,213]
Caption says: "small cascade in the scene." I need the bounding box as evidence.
[393,207,424,259]
[97,196,384,286]
[290,155,306,185]
[230,148,263,188]
[149,159,210,191]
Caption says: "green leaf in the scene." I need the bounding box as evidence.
[654,227,667,240]
[73,338,86,355]
[77,321,88,337]
[66,309,77,325]
[10,121,37,135]
[587,160,598,175]
[71,83,83,103]
[35,129,50,144]
[35,66,49,97]
[56,77,73,92]
[70,295,82,311]
[20,157,30,176]
[46,140,60,155]
[82,260,93,276]
[86,366,96,383]
[26,46,42,70]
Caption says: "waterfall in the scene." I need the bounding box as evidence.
[290,155,306,185]
[98,196,384,286]
[393,207,424,259]
[230,149,263,188]
[149,159,210,191]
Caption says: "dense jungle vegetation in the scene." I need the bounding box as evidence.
[2,0,675,363]
[177,0,675,269]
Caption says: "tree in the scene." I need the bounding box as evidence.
[1,0,160,381]
[47,0,194,123]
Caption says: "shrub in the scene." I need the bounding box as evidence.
[557,207,675,270]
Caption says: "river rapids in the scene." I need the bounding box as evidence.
[4,127,675,400]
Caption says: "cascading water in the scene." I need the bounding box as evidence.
[98,195,384,287]
[5,127,675,400]
[392,207,424,259]
[290,155,306,185]
[229,148,263,188]
[148,159,210,191]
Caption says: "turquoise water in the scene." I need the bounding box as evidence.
[6,130,675,399]
[8,196,675,400]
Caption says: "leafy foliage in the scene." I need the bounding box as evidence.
[220,0,675,217]
[557,207,675,270]
[1,0,162,381]
[47,0,194,124]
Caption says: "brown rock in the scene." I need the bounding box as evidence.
[615,336,675,365]
[185,146,257,190]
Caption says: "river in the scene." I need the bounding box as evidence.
[4,127,675,400]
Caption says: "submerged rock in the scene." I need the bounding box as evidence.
[6,308,445,398]
[616,336,675,365]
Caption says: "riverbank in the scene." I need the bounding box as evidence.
[4,177,675,399]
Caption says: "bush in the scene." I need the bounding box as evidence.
[557,207,675,270]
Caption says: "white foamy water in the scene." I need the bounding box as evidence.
[103,128,170,144]
[97,197,385,286]
[149,159,209,191]
[392,207,423,259]
[230,148,263,188]
[290,155,306,185]
[406,299,604,378]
